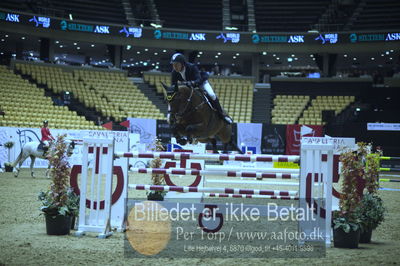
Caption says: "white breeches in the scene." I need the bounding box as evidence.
[201,81,216,100]
[167,105,171,124]
[43,140,49,147]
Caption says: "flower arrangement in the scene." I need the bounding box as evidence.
[4,141,14,163]
[147,139,166,200]
[38,134,79,216]
[355,145,386,242]
[333,142,367,233]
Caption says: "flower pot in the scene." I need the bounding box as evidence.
[5,165,13,172]
[359,227,373,243]
[147,192,164,201]
[333,227,360,248]
[45,214,72,235]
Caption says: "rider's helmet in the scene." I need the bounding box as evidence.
[43,120,48,125]
[170,53,186,64]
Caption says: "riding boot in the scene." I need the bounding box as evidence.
[212,98,233,124]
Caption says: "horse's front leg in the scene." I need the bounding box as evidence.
[30,155,36,178]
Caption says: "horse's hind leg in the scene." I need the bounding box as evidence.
[230,139,243,154]
[30,155,36,178]
[211,138,218,154]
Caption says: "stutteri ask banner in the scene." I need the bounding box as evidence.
[285,125,323,155]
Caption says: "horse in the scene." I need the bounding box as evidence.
[12,140,76,178]
[162,83,242,154]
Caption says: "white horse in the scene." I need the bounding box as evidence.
[12,141,76,178]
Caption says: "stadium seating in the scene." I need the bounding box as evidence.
[298,95,355,125]
[50,0,128,24]
[271,95,310,125]
[15,62,165,122]
[254,0,330,32]
[154,0,222,30]
[0,65,101,130]
[350,0,400,30]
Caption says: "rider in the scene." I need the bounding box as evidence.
[170,53,232,124]
[40,120,55,156]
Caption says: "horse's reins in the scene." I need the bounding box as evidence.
[174,87,205,120]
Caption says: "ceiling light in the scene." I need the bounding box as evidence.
[291,54,295,57]
[233,56,236,59]
[1,39,4,42]
[390,49,394,52]
[163,49,166,52]
[381,54,384,56]
[123,60,126,62]
[5,35,8,37]
[55,40,59,44]
[199,51,203,54]
[273,54,276,57]
[310,54,314,57]
[287,58,293,62]
[73,42,77,45]
[154,52,158,55]
[353,58,356,60]
[236,53,239,56]
[371,57,375,60]
[276,57,280,60]
[262,52,267,55]
[385,51,389,55]
[77,47,80,50]
[215,55,218,58]
[197,55,200,57]
[59,45,63,48]
[21,37,25,40]
[137,51,140,54]
[144,48,148,51]
[91,44,95,47]
[217,52,221,55]
[390,57,393,60]
[344,54,347,57]
[294,58,298,60]
[69,13,73,20]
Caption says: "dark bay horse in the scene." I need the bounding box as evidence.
[162,83,242,153]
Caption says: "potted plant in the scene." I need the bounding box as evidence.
[356,149,386,243]
[4,141,14,172]
[332,143,366,248]
[147,139,167,201]
[38,134,79,235]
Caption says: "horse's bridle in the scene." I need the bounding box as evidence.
[168,87,205,121]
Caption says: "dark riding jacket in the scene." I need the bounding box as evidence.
[171,62,208,87]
